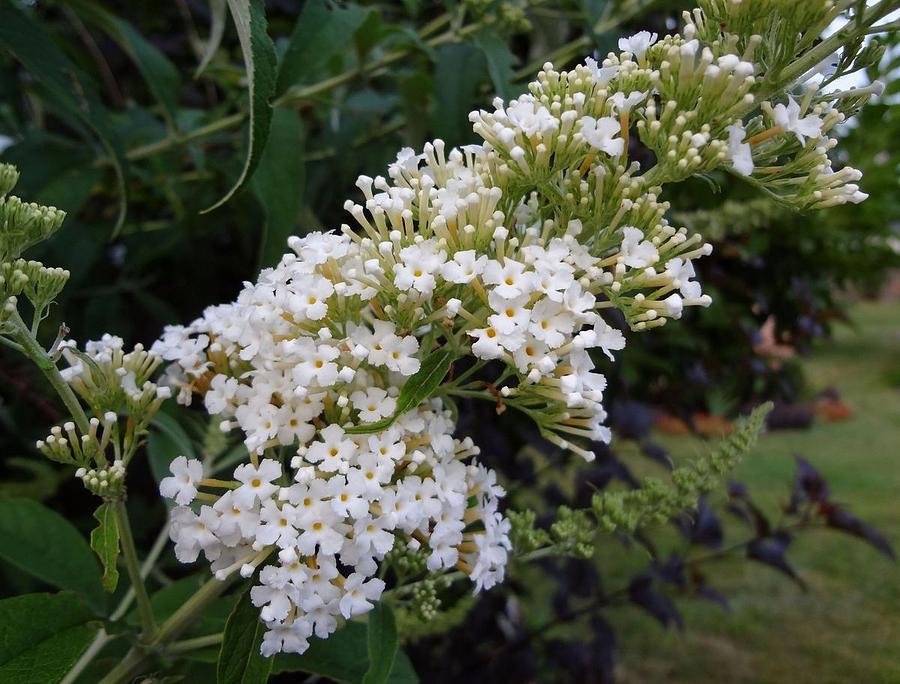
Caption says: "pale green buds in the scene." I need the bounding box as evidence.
[38,414,127,496]
[0,259,71,318]
[0,194,67,263]
[0,163,19,199]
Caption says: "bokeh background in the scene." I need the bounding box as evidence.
[1,0,898,681]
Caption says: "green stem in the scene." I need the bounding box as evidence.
[114,499,157,640]
[0,335,24,353]
[96,646,149,684]
[774,0,896,89]
[151,573,236,646]
[104,19,488,167]
[168,632,224,654]
[59,628,111,684]
[9,311,90,433]
[62,524,171,683]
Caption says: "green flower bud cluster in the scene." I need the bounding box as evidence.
[384,537,429,577]
[0,258,71,321]
[37,412,113,462]
[0,295,16,327]
[459,0,530,34]
[37,412,131,496]
[591,402,772,534]
[76,460,126,498]
[498,3,531,34]
[0,193,66,264]
[549,506,596,559]
[409,577,442,622]
[396,591,477,642]
[509,403,771,560]
[0,164,18,199]
[508,509,551,553]
[60,340,166,418]
[687,0,837,75]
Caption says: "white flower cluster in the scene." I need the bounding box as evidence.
[149,6,877,654]
[159,400,509,655]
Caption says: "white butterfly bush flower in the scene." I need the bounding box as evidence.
[135,10,880,658]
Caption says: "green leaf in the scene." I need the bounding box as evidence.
[0,499,105,612]
[273,621,418,683]
[149,411,197,483]
[252,107,305,268]
[90,502,120,593]
[0,456,62,501]
[472,29,518,101]
[196,0,228,77]
[202,0,277,213]
[362,603,398,684]
[394,347,455,415]
[430,43,485,145]
[67,0,182,128]
[346,348,455,435]
[0,0,128,234]
[276,0,372,95]
[217,586,272,684]
[0,592,96,683]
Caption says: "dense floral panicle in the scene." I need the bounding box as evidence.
[160,401,509,655]
[147,2,876,654]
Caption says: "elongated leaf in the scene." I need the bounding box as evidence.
[273,621,418,683]
[0,0,128,234]
[431,43,485,145]
[203,0,277,213]
[0,592,96,683]
[472,29,517,101]
[394,348,455,415]
[276,0,372,95]
[90,502,120,593]
[149,411,197,482]
[196,0,228,77]
[363,603,398,684]
[0,499,105,612]
[346,348,455,435]
[67,0,182,127]
[252,107,304,268]
[217,586,272,684]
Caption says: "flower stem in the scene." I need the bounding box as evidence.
[114,499,157,640]
[9,311,90,433]
[168,632,224,654]
[96,646,150,684]
[150,573,236,646]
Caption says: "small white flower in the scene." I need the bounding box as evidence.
[339,574,386,618]
[469,326,505,360]
[580,116,624,156]
[305,424,357,472]
[726,123,754,176]
[583,57,619,86]
[505,96,559,137]
[159,456,203,506]
[620,226,659,268]
[772,97,824,146]
[350,387,397,423]
[483,258,533,299]
[618,30,657,58]
[665,258,702,299]
[233,459,282,508]
[205,375,239,415]
[609,91,647,114]
[441,250,487,284]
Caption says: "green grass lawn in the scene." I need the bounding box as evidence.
[613,298,900,683]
